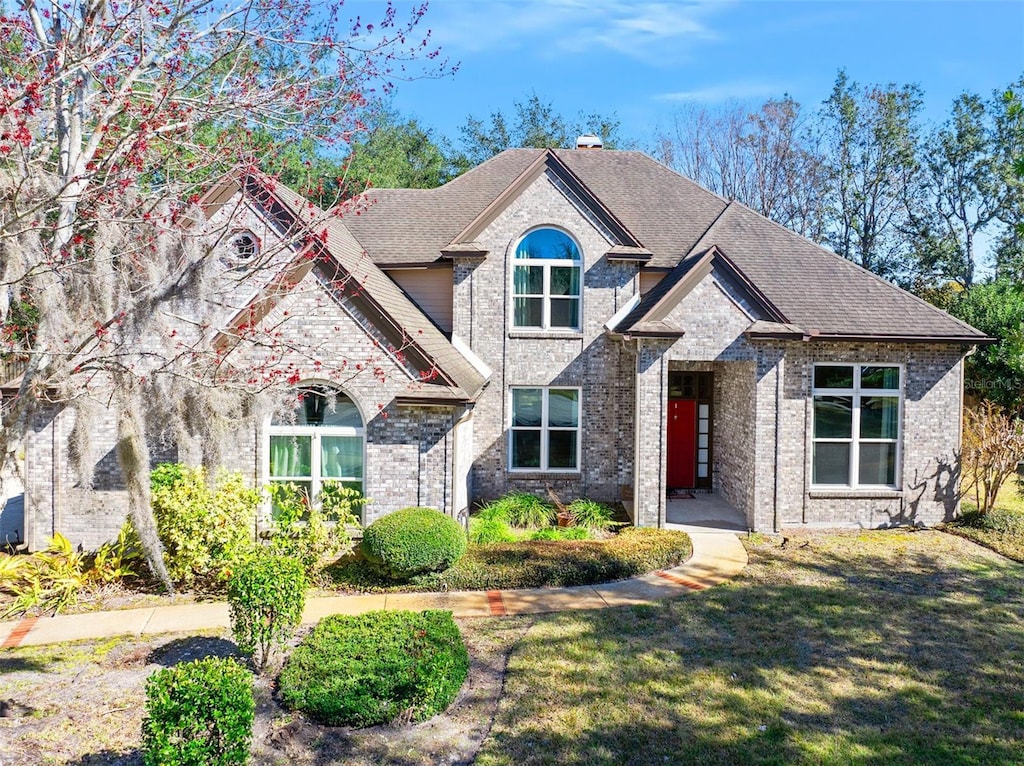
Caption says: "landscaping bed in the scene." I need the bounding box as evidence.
[943,486,1024,563]
[325,527,692,593]
[0,619,531,765]
[943,507,1024,562]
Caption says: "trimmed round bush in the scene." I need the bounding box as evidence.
[142,657,254,766]
[361,507,467,580]
[227,553,306,671]
[278,610,469,727]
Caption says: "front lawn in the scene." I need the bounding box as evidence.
[475,529,1024,766]
[325,527,692,592]
[3,529,1022,765]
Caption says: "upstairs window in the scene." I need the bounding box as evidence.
[812,365,902,488]
[512,228,581,330]
[267,385,364,498]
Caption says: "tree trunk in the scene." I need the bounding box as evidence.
[116,399,174,593]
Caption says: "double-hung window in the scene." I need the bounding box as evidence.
[267,385,364,498]
[509,387,580,471]
[812,365,902,488]
[512,228,582,330]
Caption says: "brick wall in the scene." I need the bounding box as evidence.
[618,264,969,532]
[22,261,463,550]
[456,171,638,508]
[769,341,966,529]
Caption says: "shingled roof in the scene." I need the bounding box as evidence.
[340,148,987,344]
[614,201,988,342]
[340,149,727,268]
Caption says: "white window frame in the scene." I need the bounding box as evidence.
[811,363,904,490]
[508,386,582,472]
[511,227,583,332]
[264,387,365,500]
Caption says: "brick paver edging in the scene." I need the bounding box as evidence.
[0,532,747,649]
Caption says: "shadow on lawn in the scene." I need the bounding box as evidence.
[147,635,239,667]
[0,656,49,674]
[66,749,141,765]
[475,535,1024,766]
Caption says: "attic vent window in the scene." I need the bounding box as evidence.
[231,230,259,260]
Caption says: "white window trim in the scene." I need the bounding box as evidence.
[263,388,366,500]
[508,386,582,473]
[511,228,583,332]
[811,363,904,490]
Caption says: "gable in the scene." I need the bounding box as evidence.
[652,267,760,361]
[447,150,649,261]
[200,172,487,401]
[217,265,433,396]
[687,203,988,343]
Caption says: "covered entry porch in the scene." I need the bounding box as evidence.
[632,348,765,531]
[665,492,747,533]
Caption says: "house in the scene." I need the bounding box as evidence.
[6,141,990,550]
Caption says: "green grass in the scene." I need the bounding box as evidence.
[475,529,1024,766]
[945,478,1024,562]
[325,528,691,593]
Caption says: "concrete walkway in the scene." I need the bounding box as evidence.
[0,532,748,649]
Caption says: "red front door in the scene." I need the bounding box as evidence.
[667,399,696,488]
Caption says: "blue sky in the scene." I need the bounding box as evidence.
[380,0,1024,147]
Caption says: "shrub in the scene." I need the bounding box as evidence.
[87,522,144,583]
[361,507,467,581]
[278,610,468,727]
[148,464,258,589]
[265,481,364,577]
[567,498,619,531]
[468,515,517,545]
[142,657,254,766]
[961,402,1024,515]
[0,533,87,617]
[0,525,144,618]
[478,492,554,528]
[227,554,306,671]
[959,504,1024,535]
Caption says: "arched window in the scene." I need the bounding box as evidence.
[512,228,582,330]
[267,385,364,498]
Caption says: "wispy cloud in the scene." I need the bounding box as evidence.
[656,81,788,103]
[423,0,734,62]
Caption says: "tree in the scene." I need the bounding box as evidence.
[948,278,1024,415]
[905,83,1024,289]
[819,71,923,282]
[654,96,826,240]
[450,93,623,173]
[961,401,1024,515]
[340,107,446,196]
[0,0,446,590]
[993,78,1024,280]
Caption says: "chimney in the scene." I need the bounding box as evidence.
[575,134,603,150]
